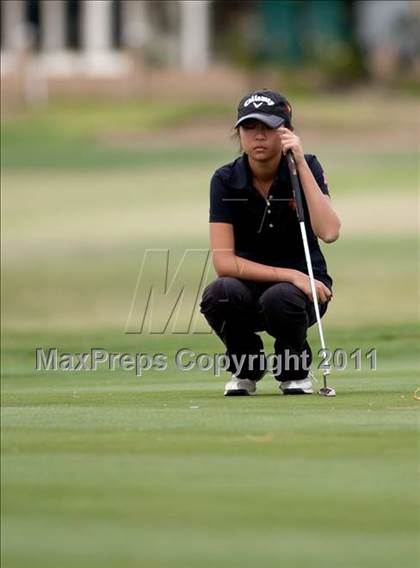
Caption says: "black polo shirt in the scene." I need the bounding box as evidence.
[209,153,333,288]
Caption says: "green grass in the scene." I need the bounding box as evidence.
[1,327,419,568]
[2,96,418,197]
[2,93,419,567]
[1,98,233,171]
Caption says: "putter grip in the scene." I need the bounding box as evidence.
[286,151,305,222]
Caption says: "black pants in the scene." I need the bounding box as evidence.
[199,277,329,382]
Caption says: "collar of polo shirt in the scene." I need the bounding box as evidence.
[227,153,289,191]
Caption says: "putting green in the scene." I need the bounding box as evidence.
[2,326,419,568]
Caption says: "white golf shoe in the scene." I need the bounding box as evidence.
[224,376,257,396]
[280,372,314,395]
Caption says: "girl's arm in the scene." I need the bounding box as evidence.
[278,127,341,243]
[209,223,332,304]
[295,160,341,243]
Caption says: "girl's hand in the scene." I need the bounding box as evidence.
[278,127,305,165]
[291,270,332,304]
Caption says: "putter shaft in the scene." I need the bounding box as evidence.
[286,151,333,394]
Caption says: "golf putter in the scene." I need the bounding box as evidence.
[285,149,336,397]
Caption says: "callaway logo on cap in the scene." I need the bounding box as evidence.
[235,89,292,129]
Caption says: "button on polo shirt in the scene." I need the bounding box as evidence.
[209,153,333,288]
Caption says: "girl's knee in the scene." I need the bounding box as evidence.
[200,277,252,314]
[258,282,307,314]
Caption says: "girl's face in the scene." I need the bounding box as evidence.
[238,119,283,162]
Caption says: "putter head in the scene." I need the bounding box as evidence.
[319,387,336,397]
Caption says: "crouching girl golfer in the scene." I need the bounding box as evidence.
[199,89,341,396]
